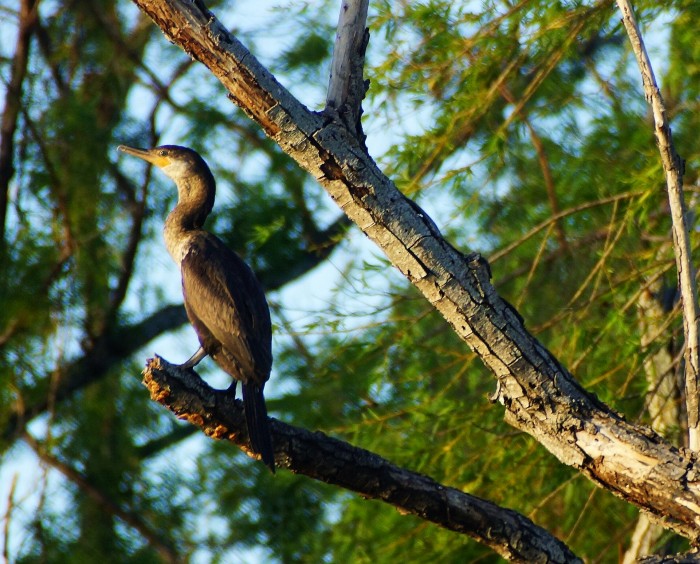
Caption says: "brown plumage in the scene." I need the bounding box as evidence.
[118,144,275,472]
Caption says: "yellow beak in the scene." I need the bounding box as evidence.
[117,145,170,168]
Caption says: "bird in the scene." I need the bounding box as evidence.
[118,144,275,472]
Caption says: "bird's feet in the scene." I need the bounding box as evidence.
[181,346,207,369]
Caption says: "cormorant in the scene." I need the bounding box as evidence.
[118,144,275,472]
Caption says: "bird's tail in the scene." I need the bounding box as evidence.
[242,382,275,473]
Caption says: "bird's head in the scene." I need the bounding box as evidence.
[118,144,211,182]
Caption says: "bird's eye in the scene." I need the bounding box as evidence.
[159,150,168,157]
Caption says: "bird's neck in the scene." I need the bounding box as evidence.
[163,175,215,264]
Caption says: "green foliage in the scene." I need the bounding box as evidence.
[1,0,699,562]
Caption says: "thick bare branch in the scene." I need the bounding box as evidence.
[143,356,581,563]
[616,0,700,449]
[325,0,369,141]
[130,0,700,541]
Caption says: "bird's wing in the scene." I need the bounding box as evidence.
[180,235,272,380]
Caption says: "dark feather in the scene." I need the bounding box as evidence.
[181,234,272,386]
[181,233,275,470]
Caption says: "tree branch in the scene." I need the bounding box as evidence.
[24,433,180,563]
[2,473,18,564]
[638,550,700,564]
[496,82,570,254]
[325,0,369,143]
[129,0,700,543]
[0,0,39,254]
[615,0,700,449]
[143,355,581,563]
[2,304,187,442]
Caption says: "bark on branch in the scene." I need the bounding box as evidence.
[143,356,581,563]
[130,0,700,543]
[325,0,369,143]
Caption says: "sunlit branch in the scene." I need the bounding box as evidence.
[615,0,700,450]
[325,0,369,141]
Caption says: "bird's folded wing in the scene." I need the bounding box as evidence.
[181,237,273,377]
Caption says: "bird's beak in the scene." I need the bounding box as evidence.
[117,145,170,168]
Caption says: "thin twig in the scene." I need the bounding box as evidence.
[615,0,700,449]
[1,474,18,564]
[496,84,569,253]
[489,190,641,263]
